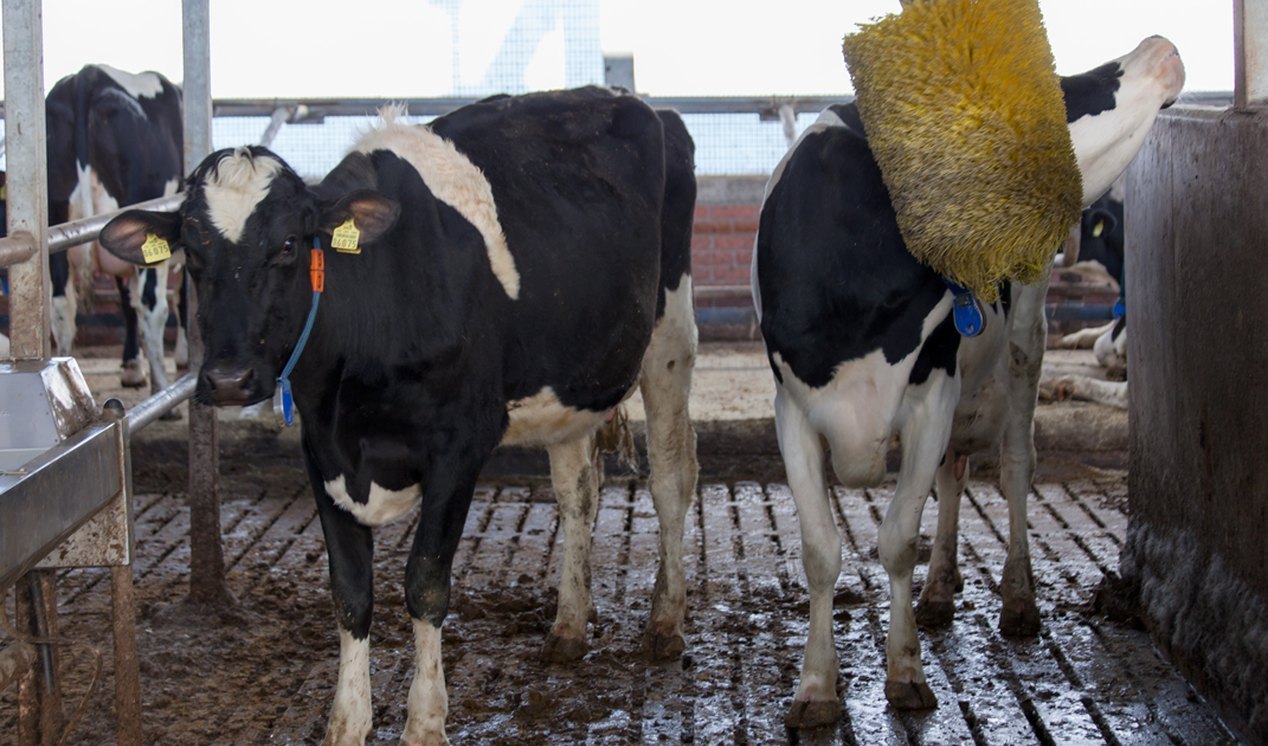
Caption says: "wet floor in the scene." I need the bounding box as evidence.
[0,346,1240,744]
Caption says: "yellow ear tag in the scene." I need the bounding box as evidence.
[331,218,361,254]
[1092,221,1105,239]
[141,232,172,263]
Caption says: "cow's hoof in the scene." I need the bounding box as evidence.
[915,598,955,629]
[643,627,685,661]
[400,729,449,746]
[120,362,147,388]
[541,633,588,663]
[999,601,1041,638]
[885,680,937,710]
[784,698,840,730]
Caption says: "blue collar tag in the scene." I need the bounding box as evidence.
[1113,297,1126,319]
[273,377,295,426]
[945,280,986,338]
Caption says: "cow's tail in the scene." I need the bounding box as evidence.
[594,404,640,475]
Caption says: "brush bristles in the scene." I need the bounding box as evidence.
[842,0,1081,302]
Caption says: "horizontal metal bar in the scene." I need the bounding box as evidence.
[0,230,36,267]
[209,95,855,120]
[124,374,196,433]
[0,194,183,270]
[0,420,124,593]
[47,194,184,254]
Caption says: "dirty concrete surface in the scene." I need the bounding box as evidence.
[0,342,1241,744]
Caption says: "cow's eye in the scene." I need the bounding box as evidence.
[282,235,298,256]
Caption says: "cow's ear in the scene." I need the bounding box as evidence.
[99,209,181,266]
[320,190,399,245]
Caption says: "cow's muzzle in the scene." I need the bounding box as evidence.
[200,366,262,406]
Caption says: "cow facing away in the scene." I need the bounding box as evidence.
[47,64,186,392]
[753,37,1182,724]
[100,87,699,745]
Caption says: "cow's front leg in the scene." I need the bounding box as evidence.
[402,454,484,746]
[311,485,376,746]
[542,435,600,662]
[998,281,1047,637]
[639,283,699,659]
[916,450,967,628]
[775,387,843,729]
[881,372,958,710]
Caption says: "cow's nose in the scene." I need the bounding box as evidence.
[202,366,257,405]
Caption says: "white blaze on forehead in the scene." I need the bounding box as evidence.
[97,64,166,99]
[203,149,287,243]
[353,107,521,299]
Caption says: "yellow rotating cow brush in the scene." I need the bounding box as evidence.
[842,0,1081,303]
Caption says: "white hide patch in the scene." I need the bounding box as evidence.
[329,629,373,743]
[204,149,287,244]
[353,107,521,300]
[502,387,611,448]
[403,620,448,744]
[97,64,166,99]
[1069,37,1185,205]
[325,474,421,527]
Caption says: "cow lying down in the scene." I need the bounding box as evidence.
[101,87,699,746]
[754,37,1183,725]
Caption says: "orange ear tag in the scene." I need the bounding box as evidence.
[310,249,325,293]
[141,233,173,263]
[331,218,361,254]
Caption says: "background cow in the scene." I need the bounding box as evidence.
[47,63,185,392]
[753,37,1183,726]
[1051,187,1129,408]
[100,87,698,746]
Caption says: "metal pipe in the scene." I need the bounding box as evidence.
[124,374,196,433]
[0,194,183,270]
[258,106,293,148]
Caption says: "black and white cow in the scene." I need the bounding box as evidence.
[1054,188,1129,407]
[46,64,185,391]
[100,87,699,745]
[753,37,1183,724]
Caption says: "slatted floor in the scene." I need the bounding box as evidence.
[0,453,1241,744]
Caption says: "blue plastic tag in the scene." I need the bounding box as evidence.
[1112,297,1126,319]
[273,378,295,427]
[952,292,985,337]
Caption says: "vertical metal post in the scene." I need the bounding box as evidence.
[181,0,229,605]
[3,0,51,359]
[4,4,60,743]
[1235,0,1268,108]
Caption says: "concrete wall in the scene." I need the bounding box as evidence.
[1124,105,1268,741]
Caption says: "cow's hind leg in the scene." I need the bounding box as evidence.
[916,450,967,628]
[49,251,78,357]
[135,269,172,394]
[542,434,601,663]
[776,387,843,728]
[116,276,146,388]
[639,281,699,659]
[880,373,958,710]
[997,283,1047,637]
